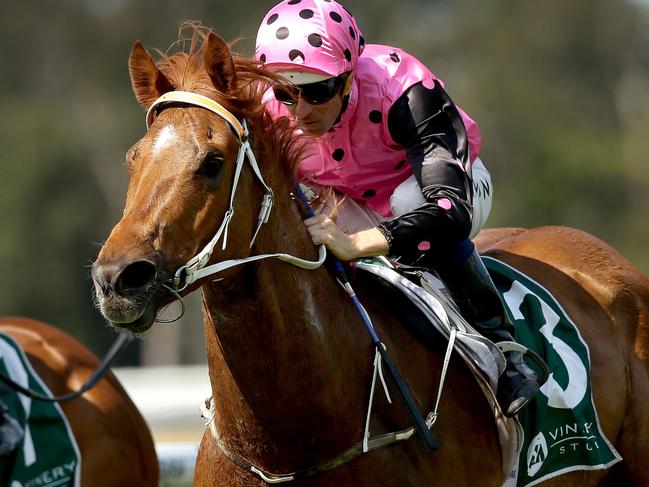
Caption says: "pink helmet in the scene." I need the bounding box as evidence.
[255,0,365,78]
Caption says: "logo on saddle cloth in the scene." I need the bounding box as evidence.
[0,333,80,487]
[482,257,621,487]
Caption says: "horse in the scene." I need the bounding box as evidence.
[0,316,158,486]
[91,27,649,486]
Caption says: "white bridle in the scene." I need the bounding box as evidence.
[145,91,326,292]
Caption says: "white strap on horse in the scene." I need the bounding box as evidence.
[146,90,245,134]
[145,91,326,291]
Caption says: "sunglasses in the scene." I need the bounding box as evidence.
[273,74,349,106]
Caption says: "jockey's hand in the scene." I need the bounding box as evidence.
[304,215,390,261]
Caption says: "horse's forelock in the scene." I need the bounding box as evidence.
[153,24,305,182]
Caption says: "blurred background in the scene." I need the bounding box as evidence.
[1,1,647,483]
[1,0,647,368]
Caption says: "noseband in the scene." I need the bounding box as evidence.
[145,91,326,292]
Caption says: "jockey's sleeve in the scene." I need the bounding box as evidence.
[376,80,473,257]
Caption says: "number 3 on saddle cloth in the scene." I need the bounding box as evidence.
[0,333,81,487]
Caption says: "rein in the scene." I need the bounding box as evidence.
[145,91,445,483]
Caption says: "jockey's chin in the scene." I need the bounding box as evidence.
[296,118,330,136]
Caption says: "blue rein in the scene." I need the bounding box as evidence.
[293,184,439,452]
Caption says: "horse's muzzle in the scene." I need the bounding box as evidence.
[91,258,165,332]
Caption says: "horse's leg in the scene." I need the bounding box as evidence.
[599,264,649,486]
[600,320,649,485]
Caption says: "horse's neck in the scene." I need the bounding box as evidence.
[200,175,371,469]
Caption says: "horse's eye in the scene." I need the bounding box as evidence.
[198,153,224,180]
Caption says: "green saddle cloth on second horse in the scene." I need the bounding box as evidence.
[0,332,81,487]
[483,256,621,486]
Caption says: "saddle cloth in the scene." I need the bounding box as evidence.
[351,257,621,487]
[0,332,81,487]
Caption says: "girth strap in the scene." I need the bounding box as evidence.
[200,397,420,484]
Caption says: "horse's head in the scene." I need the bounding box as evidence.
[92,30,293,332]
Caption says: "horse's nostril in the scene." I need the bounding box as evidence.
[92,266,111,296]
[115,260,158,294]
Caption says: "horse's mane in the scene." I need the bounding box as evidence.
[154,22,305,176]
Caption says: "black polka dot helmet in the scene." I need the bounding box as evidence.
[255,0,365,80]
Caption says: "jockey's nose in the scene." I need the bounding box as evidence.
[92,259,158,297]
[294,96,313,118]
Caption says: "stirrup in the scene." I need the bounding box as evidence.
[495,341,549,386]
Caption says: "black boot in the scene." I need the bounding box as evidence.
[481,328,540,417]
[438,248,539,417]
[0,398,23,456]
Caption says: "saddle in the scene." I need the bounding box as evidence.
[351,257,516,389]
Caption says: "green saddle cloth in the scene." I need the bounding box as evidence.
[0,331,80,487]
[483,256,621,486]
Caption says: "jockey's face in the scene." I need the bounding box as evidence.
[281,74,353,136]
[287,95,341,136]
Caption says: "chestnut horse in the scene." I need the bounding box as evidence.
[0,317,158,486]
[92,29,649,486]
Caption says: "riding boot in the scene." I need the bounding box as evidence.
[438,248,539,417]
[0,398,23,456]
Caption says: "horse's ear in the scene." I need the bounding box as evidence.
[203,33,237,94]
[128,41,174,109]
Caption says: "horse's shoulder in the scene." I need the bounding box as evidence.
[0,317,52,356]
[0,317,97,368]
[0,317,126,407]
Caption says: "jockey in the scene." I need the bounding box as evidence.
[255,0,538,417]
